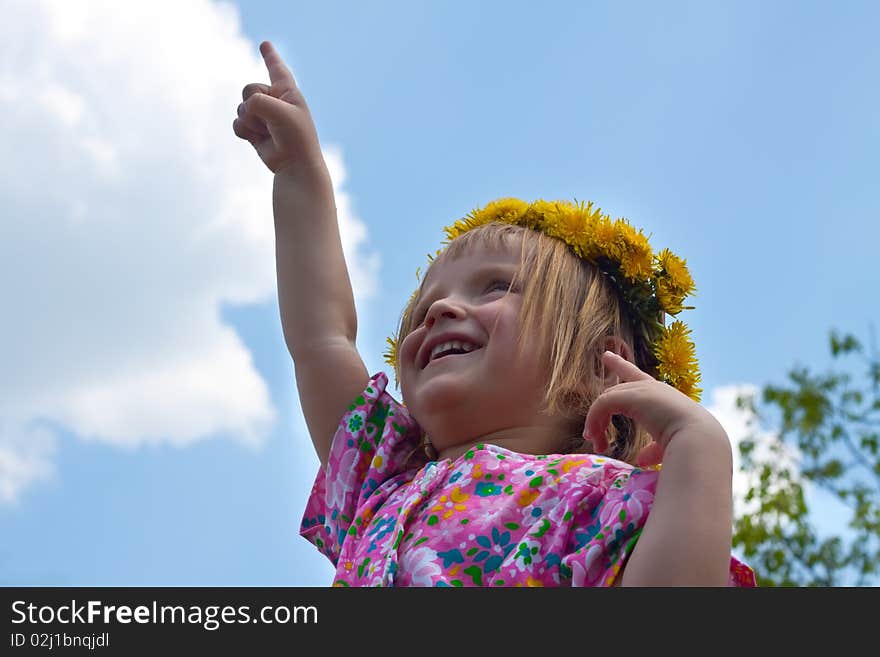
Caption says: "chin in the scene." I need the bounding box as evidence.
[409,374,483,419]
[412,386,468,417]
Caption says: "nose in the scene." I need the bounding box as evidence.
[423,297,466,328]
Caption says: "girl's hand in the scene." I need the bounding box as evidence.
[233,41,329,180]
[583,351,728,466]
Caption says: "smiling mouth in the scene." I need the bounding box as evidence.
[424,347,482,369]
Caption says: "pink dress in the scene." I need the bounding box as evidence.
[300,372,756,587]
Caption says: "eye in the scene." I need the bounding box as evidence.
[410,278,516,328]
[486,279,514,294]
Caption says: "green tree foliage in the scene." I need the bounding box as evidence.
[733,329,880,586]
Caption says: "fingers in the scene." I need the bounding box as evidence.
[236,100,269,138]
[260,41,295,87]
[238,82,271,137]
[601,351,653,384]
[242,91,297,128]
[584,425,608,455]
[233,41,301,144]
[242,82,270,102]
[583,353,653,453]
[232,116,267,144]
[253,41,306,109]
[233,41,311,162]
[582,382,644,453]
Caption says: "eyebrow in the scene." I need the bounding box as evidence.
[411,263,520,321]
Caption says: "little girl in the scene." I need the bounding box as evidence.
[233,41,755,587]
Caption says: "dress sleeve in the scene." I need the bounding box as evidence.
[568,464,758,587]
[299,371,422,565]
[728,556,757,587]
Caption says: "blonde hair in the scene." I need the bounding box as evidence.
[393,222,657,464]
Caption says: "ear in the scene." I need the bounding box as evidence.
[598,336,634,390]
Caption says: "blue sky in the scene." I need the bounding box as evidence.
[1,0,877,585]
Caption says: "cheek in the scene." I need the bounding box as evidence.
[491,305,525,348]
[397,333,425,404]
[495,310,546,371]
[398,330,421,368]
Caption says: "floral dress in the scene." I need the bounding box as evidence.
[300,372,756,587]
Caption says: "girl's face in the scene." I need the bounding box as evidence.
[398,237,560,457]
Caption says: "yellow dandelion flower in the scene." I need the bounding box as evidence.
[617,221,654,282]
[443,216,479,241]
[615,220,637,243]
[583,200,604,225]
[540,200,574,245]
[653,249,696,314]
[654,321,702,401]
[656,249,696,296]
[655,277,684,315]
[443,222,463,242]
[538,199,567,224]
[591,215,621,261]
[481,197,529,224]
[525,199,559,232]
[673,368,702,402]
[446,198,529,242]
[573,201,604,260]
[558,203,594,257]
[383,336,398,369]
[655,321,695,374]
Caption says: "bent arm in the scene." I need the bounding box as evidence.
[274,169,369,465]
[619,425,734,586]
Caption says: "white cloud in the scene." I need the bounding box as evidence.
[0,0,379,502]
[705,383,802,518]
[0,422,56,506]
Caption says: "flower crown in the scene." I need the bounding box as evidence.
[383,197,702,401]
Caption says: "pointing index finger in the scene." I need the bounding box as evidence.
[259,41,294,86]
[602,351,653,383]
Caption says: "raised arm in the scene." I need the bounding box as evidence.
[233,41,369,465]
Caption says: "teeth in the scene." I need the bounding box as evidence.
[430,340,478,361]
